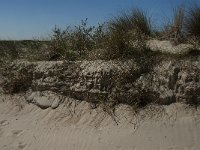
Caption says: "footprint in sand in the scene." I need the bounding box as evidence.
[12,130,24,136]
[17,142,27,149]
[4,129,24,137]
[0,120,9,126]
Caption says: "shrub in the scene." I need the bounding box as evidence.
[71,19,95,57]
[1,61,34,94]
[92,23,109,49]
[109,8,151,35]
[161,7,185,44]
[0,41,20,77]
[0,40,49,64]
[185,5,200,37]
[47,9,155,60]
[18,40,50,61]
[0,41,20,60]
[49,19,99,60]
[49,26,78,60]
[105,8,152,59]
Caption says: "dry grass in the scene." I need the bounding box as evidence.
[105,8,152,59]
[185,5,200,37]
[161,7,185,44]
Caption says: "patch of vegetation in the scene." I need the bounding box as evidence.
[49,19,107,60]
[161,7,185,44]
[0,40,49,63]
[184,4,200,49]
[47,8,152,60]
[0,4,200,111]
[1,62,34,94]
[1,4,200,62]
[101,8,152,59]
[185,5,200,37]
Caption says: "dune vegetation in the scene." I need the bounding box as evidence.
[0,5,199,63]
[0,5,200,109]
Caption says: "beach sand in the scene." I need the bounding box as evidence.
[0,94,199,150]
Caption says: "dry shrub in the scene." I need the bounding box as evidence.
[105,8,152,59]
[161,7,185,44]
[1,62,34,94]
[49,19,106,60]
[185,4,200,37]
[184,4,200,49]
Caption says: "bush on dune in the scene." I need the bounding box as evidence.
[48,8,153,60]
[1,5,200,62]
[160,7,185,44]
[184,4,200,48]
[185,5,200,37]
[49,19,107,60]
[105,8,152,59]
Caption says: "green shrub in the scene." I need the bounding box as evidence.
[49,26,78,60]
[49,19,99,60]
[71,19,95,57]
[92,23,109,49]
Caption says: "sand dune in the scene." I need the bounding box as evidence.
[0,94,200,150]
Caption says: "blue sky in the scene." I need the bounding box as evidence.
[0,0,198,40]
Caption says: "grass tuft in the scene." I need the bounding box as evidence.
[161,7,185,44]
[185,5,200,37]
[109,8,151,35]
[105,8,152,59]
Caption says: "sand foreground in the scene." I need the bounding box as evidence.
[0,95,200,150]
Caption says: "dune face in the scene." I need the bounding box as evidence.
[2,59,200,108]
[0,95,200,150]
[0,57,199,150]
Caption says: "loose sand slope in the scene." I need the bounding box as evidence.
[0,95,200,150]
